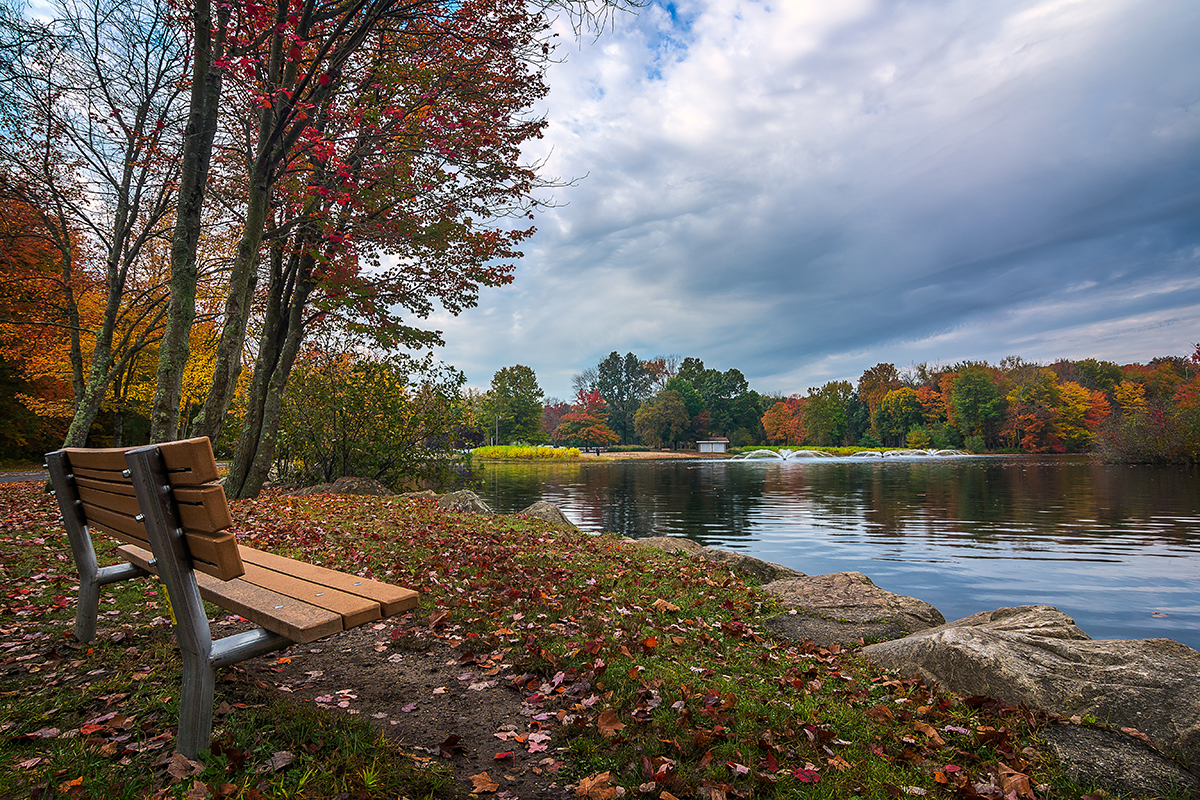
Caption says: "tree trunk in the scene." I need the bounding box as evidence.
[148,1,227,442]
[189,175,272,444]
[224,241,313,499]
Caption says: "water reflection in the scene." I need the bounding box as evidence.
[474,456,1200,649]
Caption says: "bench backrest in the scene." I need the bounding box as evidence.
[56,437,244,581]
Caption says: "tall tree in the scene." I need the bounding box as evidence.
[216,0,558,497]
[1,0,188,445]
[596,351,650,444]
[803,380,853,446]
[488,364,545,444]
[633,389,689,449]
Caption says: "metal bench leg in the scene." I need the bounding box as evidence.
[178,648,216,759]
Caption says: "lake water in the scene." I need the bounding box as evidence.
[472,455,1200,650]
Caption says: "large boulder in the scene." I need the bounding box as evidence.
[862,606,1200,771]
[437,490,493,514]
[288,476,394,497]
[761,571,945,647]
[635,536,804,583]
[519,501,577,530]
[1040,724,1200,798]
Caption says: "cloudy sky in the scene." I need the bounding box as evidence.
[429,0,1200,400]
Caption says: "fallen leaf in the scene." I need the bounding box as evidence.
[913,721,945,746]
[576,771,617,800]
[792,767,820,784]
[470,772,500,793]
[439,734,465,758]
[652,598,681,613]
[597,709,626,737]
[167,753,204,782]
[998,764,1033,798]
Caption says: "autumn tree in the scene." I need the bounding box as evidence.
[1004,368,1063,452]
[1,0,188,445]
[552,388,618,448]
[1057,381,1110,452]
[857,362,902,437]
[875,387,924,446]
[761,395,805,445]
[201,1,563,497]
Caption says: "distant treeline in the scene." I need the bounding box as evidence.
[476,350,1199,463]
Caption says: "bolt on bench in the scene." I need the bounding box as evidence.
[45,437,418,757]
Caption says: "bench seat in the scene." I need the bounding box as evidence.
[117,543,416,643]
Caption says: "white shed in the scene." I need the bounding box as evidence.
[697,438,730,454]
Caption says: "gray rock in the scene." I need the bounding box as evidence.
[518,501,578,529]
[761,572,945,635]
[702,549,805,584]
[287,476,395,496]
[327,476,394,496]
[861,605,1200,770]
[635,536,804,583]
[437,490,493,514]
[1041,724,1200,798]
[765,613,913,648]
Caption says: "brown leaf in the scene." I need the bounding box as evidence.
[652,598,681,613]
[597,709,626,737]
[913,721,946,746]
[1120,726,1154,744]
[576,771,617,800]
[167,752,204,782]
[998,764,1033,798]
[866,705,894,723]
[186,781,210,800]
[439,734,465,758]
[470,772,500,793]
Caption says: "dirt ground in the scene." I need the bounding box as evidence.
[238,616,578,800]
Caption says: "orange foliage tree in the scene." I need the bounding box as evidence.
[761,395,806,445]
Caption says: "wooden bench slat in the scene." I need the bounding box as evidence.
[240,563,380,628]
[62,446,131,472]
[73,465,128,482]
[83,502,148,542]
[175,485,233,532]
[239,546,419,616]
[75,475,137,497]
[78,484,142,517]
[157,438,221,486]
[184,531,245,581]
[118,545,343,643]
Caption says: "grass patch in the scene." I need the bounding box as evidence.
[1,480,1088,798]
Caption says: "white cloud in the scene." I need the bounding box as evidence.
[432,0,1200,398]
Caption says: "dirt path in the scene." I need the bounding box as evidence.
[241,618,576,800]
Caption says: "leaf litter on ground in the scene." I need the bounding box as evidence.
[0,482,1092,799]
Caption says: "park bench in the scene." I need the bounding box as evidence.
[45,437,418,758]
